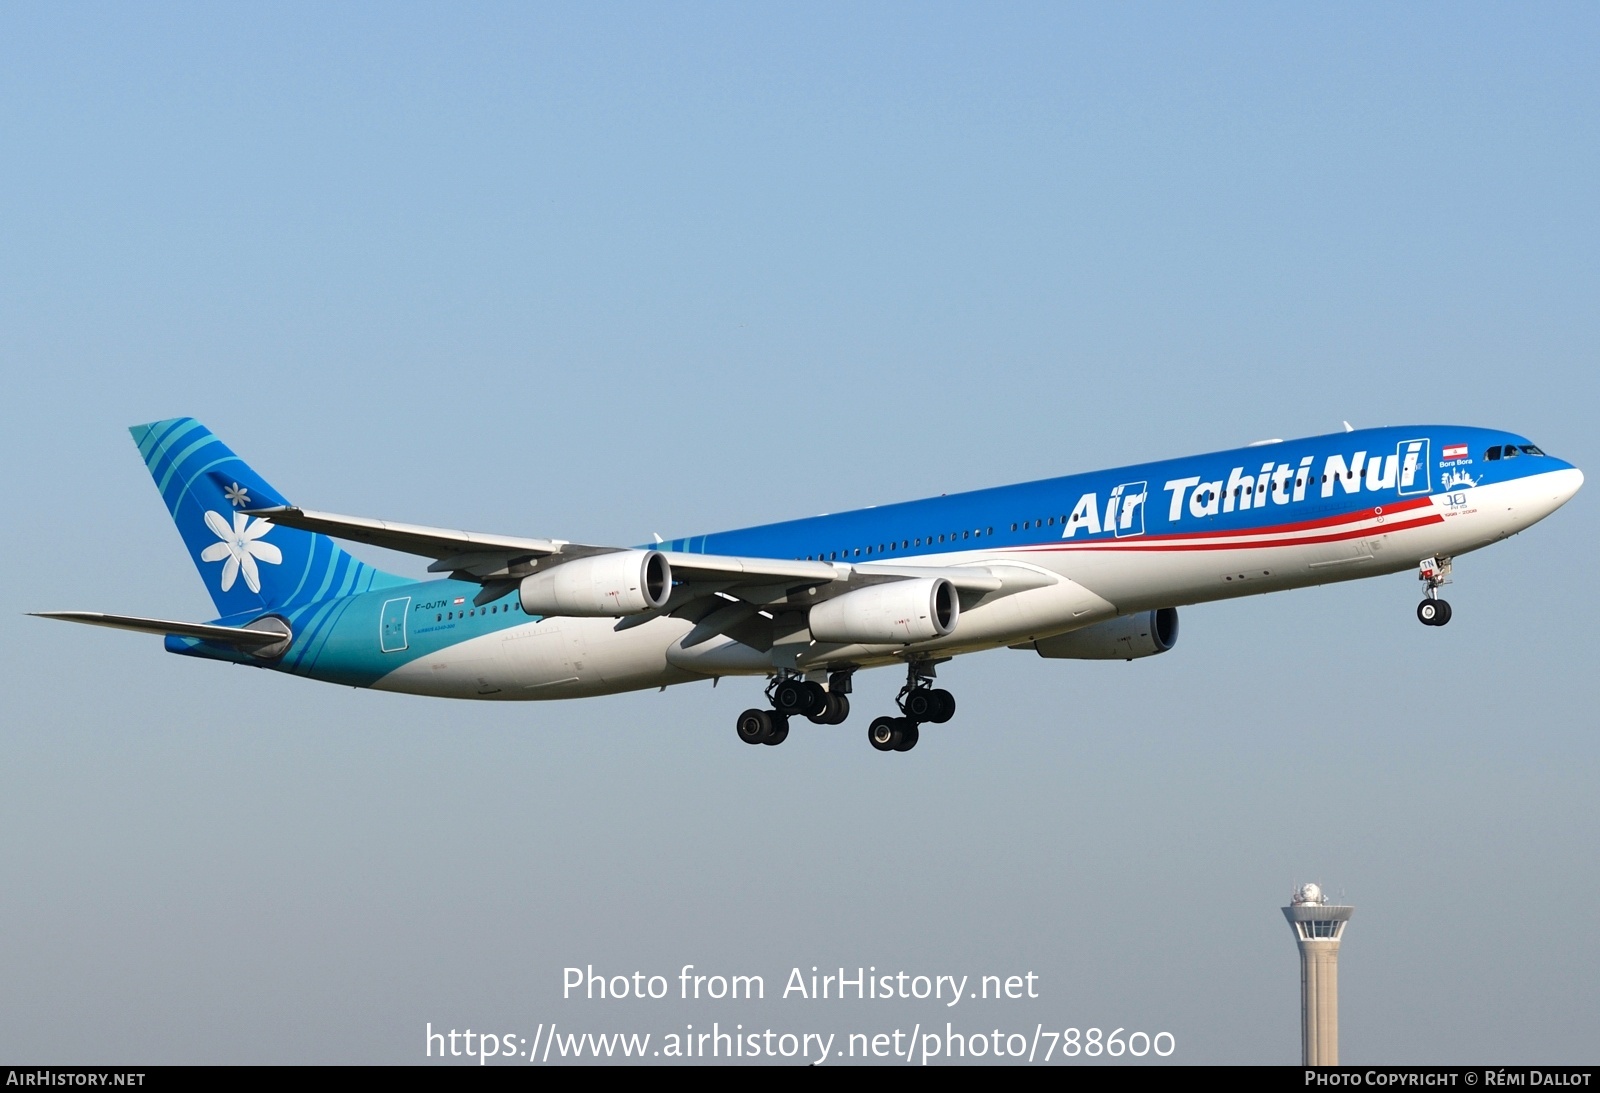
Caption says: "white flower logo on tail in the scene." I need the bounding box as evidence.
[200,510,282,593]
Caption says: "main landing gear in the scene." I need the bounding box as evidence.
[1417,556,1454,627]
[735,671,852,746]
[867,661,956,754]
[734,663,960,752]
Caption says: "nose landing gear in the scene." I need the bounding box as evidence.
[1417,556,1454,627]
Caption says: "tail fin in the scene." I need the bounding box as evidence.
[129,418,408,617]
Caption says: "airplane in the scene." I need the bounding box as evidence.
[35,418,1582,752]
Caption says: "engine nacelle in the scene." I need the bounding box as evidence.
[808,578,959,645]
[519,550,672,617]
[1031,607,1178,661]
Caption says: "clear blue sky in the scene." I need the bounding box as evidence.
[2,3,1596,1063]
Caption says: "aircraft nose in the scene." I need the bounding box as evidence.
[1546,466,1583,508]
[1505,466,1582,533]
[1561,466,1583,500]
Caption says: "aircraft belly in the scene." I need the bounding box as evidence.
[917,575,1116,651]
[372,616,697,700]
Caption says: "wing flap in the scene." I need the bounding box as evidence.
[659,552,841,585]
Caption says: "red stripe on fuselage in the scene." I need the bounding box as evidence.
[1011,494,1442,554]
[1129,493,1434,544]
[1039,512,1444,553]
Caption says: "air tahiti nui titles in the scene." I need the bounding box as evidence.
[1055,439,1434,541]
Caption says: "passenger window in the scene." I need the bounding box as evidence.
[1047,517,1055,526]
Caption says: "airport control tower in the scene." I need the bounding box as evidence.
[1283,883,1355,1065]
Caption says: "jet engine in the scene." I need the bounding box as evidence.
[519,550,672,617]
[1030,607,1178,661]
[808,578,959,644]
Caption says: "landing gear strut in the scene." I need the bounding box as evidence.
[1417,556,1454,627]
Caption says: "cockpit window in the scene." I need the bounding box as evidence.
[1520,445,1544,456]
[1502,445,1518,458]
[1486,447,1500,460]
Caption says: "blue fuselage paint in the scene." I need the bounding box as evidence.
[163,424,1579,695]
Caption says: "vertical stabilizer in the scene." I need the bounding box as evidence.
[129,418,407,617]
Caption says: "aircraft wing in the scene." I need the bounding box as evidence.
[246,506,587,575]
[252,505,1025,592]
[249,506,1055,633]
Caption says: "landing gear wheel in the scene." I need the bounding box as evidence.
[926,688,955,724]
[892,722,920,751]
[826,693,851,725]
[737,708,773,745]
[773,679,821,717]
[808,692,850,725]
[904,689,937,721]
[737,708,788,745]
[868,716,903,752]
[1417,599,1452,626]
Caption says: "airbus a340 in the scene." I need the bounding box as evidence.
[37,419,1581,752]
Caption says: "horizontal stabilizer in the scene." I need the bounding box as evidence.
[31,611,290,648]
